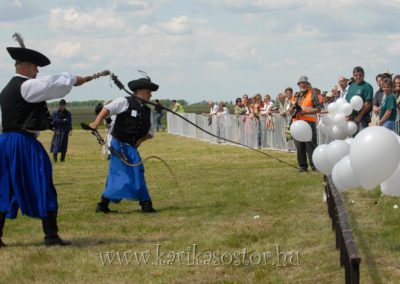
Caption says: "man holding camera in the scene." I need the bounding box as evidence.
[290,76,321,172]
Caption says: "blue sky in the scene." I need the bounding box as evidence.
[1,0,400,103]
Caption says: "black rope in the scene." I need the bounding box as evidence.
[108,73,301,171]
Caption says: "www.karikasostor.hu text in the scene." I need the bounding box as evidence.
[98,244,301,266]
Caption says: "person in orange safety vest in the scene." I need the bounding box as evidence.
[289,76,321,172]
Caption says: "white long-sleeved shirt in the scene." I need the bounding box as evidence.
[0,73,77,134]
[210,104,219,115]
[105,97,154,138]
[19,73,77,103]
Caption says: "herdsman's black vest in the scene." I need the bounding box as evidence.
[112,96,151,146]
[0,76,53,131]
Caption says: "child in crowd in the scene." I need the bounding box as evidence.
[378,78,397,131]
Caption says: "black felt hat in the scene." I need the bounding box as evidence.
[6,47,50,67]
[59,99,67,106]
[6,33,50,67]
[128,77,159,92]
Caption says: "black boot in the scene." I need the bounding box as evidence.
[42,211,71,246]
[139,199,157,213]
[53,153,57,162]
[95,196,112,213]
[60,152,66,162]
[0,213,6,248]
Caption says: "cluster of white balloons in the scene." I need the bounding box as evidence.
[289,96,364,142]
[289,96,400,196]
[318,96,363,140]
[312,126,400,196]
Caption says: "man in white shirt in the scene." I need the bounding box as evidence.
[202,100,219,116]
[0,34,84,247]
[202,100,219,126]
[338,76,350,99]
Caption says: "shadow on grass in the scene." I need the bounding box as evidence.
[54,182,74,186]
[6,237,170,248]
[341,193,383,284]
[71,237,170,247]
[99,204,206,215]
[350,216,383,283]
[348,211,383,284]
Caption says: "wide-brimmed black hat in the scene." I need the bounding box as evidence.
[128,77,159,92]
[7,47,50,67]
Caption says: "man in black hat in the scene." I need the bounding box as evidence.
[50,99,72,162]
[90,77,159,213]
[0,34,85,247]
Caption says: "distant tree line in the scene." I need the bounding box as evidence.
[47,100,104,108]
[47,99,189,108]
[47,99,235,112]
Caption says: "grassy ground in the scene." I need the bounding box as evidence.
[0,130,398,283]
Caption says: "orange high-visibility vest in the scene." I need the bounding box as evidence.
[293,90,317,122]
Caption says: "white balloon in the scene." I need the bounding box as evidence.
[350,96,363,112]
[290,120,312,142]
[321,114,334,126]
[347,121,358,136]
[329,125,347,140]
[327,102,339,115]
[345,138,354,145]
[319,122,329,135]
[332,163,347,191]
[350,126,400,190]
[312,144,333,175]
[326,140,350,167]
[335,98,347,106]
[333,113,347,127]
[339,103,353,116]
[381,162,400,197]
[335,155,361,191]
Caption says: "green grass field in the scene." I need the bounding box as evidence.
[0,130,399,283]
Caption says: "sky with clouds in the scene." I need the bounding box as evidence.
[1,0,400,103]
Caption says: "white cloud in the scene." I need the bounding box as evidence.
[114,0,147,12]
[1,0,400,103]
[136,24,159,36]
[49,8,125,31]
[54,42,81,59]
[386,34,400,55]
[160,15,192,35]
[12,0,22,7]
[114,0,159,17]
[229,43,258,61]
[71,62,92,70]
[220,0,304,12]
[292,23,323,38]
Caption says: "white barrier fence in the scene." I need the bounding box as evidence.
[167,112,333,151]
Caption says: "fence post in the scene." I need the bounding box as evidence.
[325,176,361,284]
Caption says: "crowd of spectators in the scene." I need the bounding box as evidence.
[195,67,400,171]
[168,67,400,151]
[229,68,400,133]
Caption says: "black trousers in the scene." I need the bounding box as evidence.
[53,152,66,162]
[0,213,5,239]
[97,196,152,209]
[42,211,59,239]
[0,211,59,240]
[294,121,317,170]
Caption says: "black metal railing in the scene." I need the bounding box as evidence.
[325,176,361,284]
